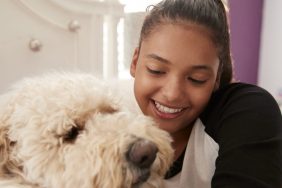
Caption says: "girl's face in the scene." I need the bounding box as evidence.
[130,23,220,137]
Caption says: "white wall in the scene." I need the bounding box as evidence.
[258,0,282,106]
[0,0,124,93]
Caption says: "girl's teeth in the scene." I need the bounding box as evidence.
[154,101,183,113]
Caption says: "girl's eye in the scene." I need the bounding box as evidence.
[188,77,207,84]
[147,67,165,75]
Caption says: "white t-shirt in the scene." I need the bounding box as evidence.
[164,119,218,188]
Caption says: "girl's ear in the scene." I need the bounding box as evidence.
[130,47,140,78]
[213,63,223,91]
[213,79,220,91]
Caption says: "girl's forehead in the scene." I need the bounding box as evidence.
[140,23,219,67]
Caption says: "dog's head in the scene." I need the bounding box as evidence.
[0,72,174,188]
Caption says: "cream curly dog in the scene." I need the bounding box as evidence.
[0,72,174,188]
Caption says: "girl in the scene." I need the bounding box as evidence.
[129,0,282,187]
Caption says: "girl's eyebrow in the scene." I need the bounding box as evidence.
[191,65,213,72]
[146,53,213,72]
[146,53,171,64]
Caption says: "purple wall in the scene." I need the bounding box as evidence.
[229,0,263,84]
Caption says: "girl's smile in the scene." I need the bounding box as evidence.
[151,99,187,119]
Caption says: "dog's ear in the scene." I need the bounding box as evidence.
[0,126,10,174]
[0,126,22,177]
[0,127,9,162]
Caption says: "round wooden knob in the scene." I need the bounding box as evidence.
[68,20,81,32]
[29,39,42,52]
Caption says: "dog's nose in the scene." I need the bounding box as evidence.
[127,139,158,168]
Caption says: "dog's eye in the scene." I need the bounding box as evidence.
[63,127,81,143]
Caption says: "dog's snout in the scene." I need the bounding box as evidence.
[127,139,158,168]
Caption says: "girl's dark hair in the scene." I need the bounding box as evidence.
[139,0,233,88]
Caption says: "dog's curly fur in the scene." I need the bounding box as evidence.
[0,72,174,188]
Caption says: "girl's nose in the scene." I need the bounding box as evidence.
[161,78,185,103]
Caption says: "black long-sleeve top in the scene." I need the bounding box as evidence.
[166,82,282,188]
